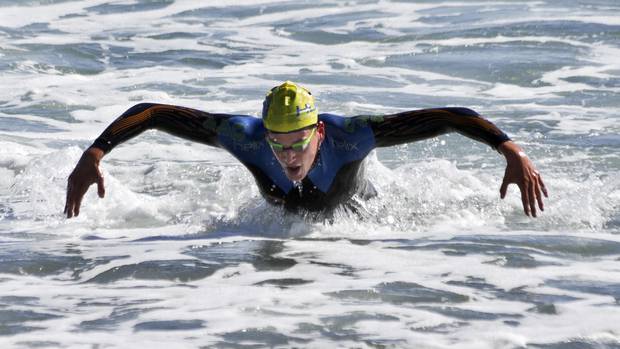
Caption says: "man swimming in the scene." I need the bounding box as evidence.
[65,81,547,218]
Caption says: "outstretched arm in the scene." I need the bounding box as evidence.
[64,103,232,218]
[90,103,229,153]
[366,107,547,217]
[370,107,510,149]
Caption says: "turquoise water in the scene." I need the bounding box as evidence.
[1,1,619,348]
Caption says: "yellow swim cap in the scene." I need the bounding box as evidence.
[262,81,318,133]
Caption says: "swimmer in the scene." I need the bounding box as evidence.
[65,81,547,218]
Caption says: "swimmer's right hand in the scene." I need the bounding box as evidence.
[64,147,105,218]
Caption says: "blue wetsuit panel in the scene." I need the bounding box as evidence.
[216,113,376,195]
[308,113,375,192]
[216,115,294,194]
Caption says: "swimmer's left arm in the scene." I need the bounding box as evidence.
[369,107,510,149]
[366,107,547,217]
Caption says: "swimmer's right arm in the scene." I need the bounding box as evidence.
[64,103,232,218]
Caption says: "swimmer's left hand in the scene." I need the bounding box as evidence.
[498,141,548,217]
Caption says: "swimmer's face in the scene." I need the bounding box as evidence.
[266,122,325,182]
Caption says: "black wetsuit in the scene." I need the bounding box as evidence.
[92,103,510,212]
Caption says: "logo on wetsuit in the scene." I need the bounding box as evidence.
[343,115,384,133]
[332,139,359,151]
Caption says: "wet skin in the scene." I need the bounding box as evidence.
[265,122,325,182]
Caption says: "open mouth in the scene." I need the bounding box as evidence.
[286,166,302,176]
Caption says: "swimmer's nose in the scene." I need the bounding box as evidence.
[281,149,297,163]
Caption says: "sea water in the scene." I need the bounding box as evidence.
[1,1,619,348]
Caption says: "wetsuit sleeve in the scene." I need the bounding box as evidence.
[90,103,232,154]
[369,107,510,150]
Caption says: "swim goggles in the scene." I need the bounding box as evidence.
[266,127,316,153]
